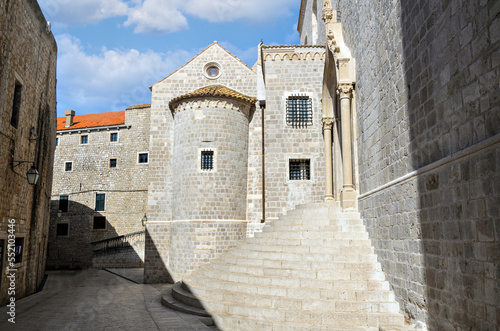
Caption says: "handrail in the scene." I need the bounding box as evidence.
[91,230,145,252]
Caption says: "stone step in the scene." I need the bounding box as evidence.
[244,237,374,248]
[171,281,205,309]
[161,285,211,317]
[253,230,369,240]
[261,224,367,233]
[210,259,382,276]
[215,313,407,331]
[228,246,375,259]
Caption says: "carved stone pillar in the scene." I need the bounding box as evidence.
[337,83,357,210]
[322,118,334,202]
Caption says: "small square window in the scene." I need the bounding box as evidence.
[201,151,214,170]
[109,158,117,168]
[80,135,88,144]
[138,153,148,164]
[110,132,118,142]
[14,238,24,263]
[65,162,72,172]
[95,193,105,211]
[286,95,312,128]
[289,159,311,180]
[56,223,69,237]
[59,195,69,212]
[93,216,106,230]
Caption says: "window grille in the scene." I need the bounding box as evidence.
[286,95,312,127]
[201,151,214,170]
[95,193,105,211]
[289,159,311,180]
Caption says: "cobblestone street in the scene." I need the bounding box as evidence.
[0,269,213,331]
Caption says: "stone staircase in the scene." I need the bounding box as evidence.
[185,203,414,330]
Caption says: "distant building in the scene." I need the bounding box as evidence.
[0,0,57,305]
[47,104,150,269]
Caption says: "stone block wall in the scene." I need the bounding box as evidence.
[0,0,57,305]
[338,0,500,328]
[47,105,150,269]
[261,46,327,219]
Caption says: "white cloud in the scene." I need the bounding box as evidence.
[182,0,297,24]
[124,0,188,33]
[56,34,193,114]
[40,0,298,33]
[39,0,128,25]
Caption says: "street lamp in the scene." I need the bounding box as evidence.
[141,214,147,227]
[26,166,40,185]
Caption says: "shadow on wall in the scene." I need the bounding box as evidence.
[401,0,499,329]
[143,227,174,284]
[46,199,143,270]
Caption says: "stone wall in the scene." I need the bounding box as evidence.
[261,46,327,219]
[47,105,150,269]
[338,0,500,328]
[0,0,57,305]
[298,0,327,46]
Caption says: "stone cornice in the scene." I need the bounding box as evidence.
[57,124,130,135]
[263,49,326,62]
[170,97,254,118]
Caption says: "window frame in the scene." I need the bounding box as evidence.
[109,158,117,168]
[288,158,312,181]
[137,152,149,164]
[56,223,70,237]
[92,216,107,231]
[64,161,73,172]
[95,193,106,211]
[284,93,313,128]
[59,195,69,212]
[198,148,217,172]
[80,134,89,144]
[110,132,118,142]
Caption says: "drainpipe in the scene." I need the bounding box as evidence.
[260,100,266,223]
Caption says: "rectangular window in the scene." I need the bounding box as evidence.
[14,238,24,264]
[56,223,69,237]
[95,193,105,211]
[59,195,69,212]
[65,162,72,172]
[201,151,214,170]
[138,152,148,164]
[80,135,88,144]
[11,82,22,128]
[93,216,106,230]
[286,95,312,128]
[110,132,118,142]
[56,138,59,146]
[109,158,117,168]
[289,159,311,180]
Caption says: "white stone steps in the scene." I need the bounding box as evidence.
[227,246,375,259]
[245,237,374,248]
[238,241,374,254]
[253,230,369,240]
[261,224,367,233]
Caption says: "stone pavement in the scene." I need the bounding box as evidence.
[0,269,215,331]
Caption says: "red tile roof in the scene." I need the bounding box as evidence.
[57,111,125,130]
[169,85,257,111]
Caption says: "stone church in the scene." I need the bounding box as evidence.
[49,0,499,330]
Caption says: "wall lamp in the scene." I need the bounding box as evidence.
[141,214,147,227]
[12,160,39,185]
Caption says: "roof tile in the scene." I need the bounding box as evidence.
[57,111,125,131]
[169,85,257,111]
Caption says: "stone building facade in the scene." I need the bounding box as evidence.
[298,0,500,329]
[47,104,150,269]
[0,0,57,305]
[144,42,328,283]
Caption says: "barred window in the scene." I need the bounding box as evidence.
[289,159,311,180]
[201,151,214,170]
[286,95,312,127]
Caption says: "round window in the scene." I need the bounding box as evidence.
[204,62,221,79]
[207,66,219,77]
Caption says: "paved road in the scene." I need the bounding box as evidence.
[0,269,214,331]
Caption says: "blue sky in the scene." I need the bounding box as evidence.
[38,0,301,117]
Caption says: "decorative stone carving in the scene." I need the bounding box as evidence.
[337,83,353,99]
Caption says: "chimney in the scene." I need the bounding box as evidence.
[65,110,75,128]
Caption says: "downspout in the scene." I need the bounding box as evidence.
[257,42,266,223]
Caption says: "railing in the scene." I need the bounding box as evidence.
[91,230,145,253]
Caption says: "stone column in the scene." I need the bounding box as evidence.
[322,118,334,201]
[337,83,357,210]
